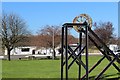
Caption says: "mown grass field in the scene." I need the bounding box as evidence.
[2,55,120,80]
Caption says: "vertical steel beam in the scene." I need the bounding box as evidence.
[85,25,89,80]
[65,25,68,80]
[61,27,64,80]
[78,32,82,80]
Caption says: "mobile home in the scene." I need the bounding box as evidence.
[4,46,36,55]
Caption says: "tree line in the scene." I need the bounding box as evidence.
[0,13,120,61]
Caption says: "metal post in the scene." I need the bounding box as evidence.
[61,27,64,80]
[85,25,89,80]
[65,25,68,80]
[78,32,82,80]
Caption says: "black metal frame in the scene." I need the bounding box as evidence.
[61,22,120,80]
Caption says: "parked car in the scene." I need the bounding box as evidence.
[115,50,120,57]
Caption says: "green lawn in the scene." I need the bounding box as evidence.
[2,55,120,79]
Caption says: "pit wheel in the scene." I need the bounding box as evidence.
[73,14,92,32]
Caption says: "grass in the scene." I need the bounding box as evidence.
[2,55,120,79]
[2,59,60,78]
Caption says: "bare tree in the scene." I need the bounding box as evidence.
[38,25,61,47]
[0,16,3,55]
[37,25,79,59]
[37,25,61,59]
[0,37,2,55]
[118,37,120,48]
[0,13,30,61]
[93,22,115,45]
